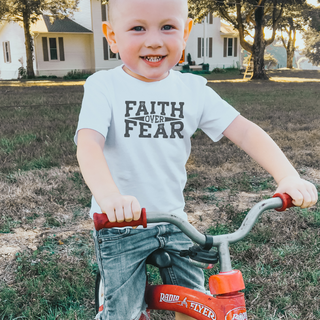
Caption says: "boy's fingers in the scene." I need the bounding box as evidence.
[124,202,133,222]
[114,206,125,223]
[105,209,117,223]
[132,199,141,221]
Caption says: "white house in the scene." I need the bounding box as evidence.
[0,0,240,80]
[184,15,240,69]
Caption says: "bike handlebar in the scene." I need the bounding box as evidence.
[93,193,294,272]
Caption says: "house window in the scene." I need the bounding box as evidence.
[49,38,58,60]
[228,38,233,56]
[202,38,204,57]
[3,41,11,63]
[223,38,237,57]
[103,37,119,60]
[198,37,206,58]
[42,37,65,61]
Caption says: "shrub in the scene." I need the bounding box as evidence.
[63,70,92,80]
[212,67,226,73]
[202,63,210,71]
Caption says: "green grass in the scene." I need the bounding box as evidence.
[0,73,320,319]
[0,87,82,173]
[0,233,97,320]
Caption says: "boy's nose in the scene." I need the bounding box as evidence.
[144,31,163,48]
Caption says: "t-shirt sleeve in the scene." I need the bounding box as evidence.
[74,73,112,145]
[198,85,240,142]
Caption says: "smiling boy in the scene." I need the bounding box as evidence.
[75,0,318,319]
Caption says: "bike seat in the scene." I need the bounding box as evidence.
[146,249,172,268]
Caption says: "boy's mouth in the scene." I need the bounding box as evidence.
[142,56,165,62]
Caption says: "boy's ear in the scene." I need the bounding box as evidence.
[183,18,193,49]
[102,22,119,53]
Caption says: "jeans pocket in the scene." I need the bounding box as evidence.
[98,228,131,241]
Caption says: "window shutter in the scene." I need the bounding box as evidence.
[209,38,213,58]
[3,42,6,62]
[103,37,109,60]
[6,42,11,63]
[59,37,65,61]
[197,37,201,58]
[209,13,213,24]
[101,1,107,21]
[234,38,238,57]
[42,37,49,61]
[223,38,227,57]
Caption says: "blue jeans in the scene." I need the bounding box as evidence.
[93,224,205,320]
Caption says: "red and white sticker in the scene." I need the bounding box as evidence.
[225,307,247,320]
[159,294,216,319]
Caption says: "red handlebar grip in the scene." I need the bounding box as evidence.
[273,193,294,211]
[93,208,147,231]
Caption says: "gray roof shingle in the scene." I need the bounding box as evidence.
[42,15,92,33]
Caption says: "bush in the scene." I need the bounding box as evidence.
[187,53,192,65]
[18,67,27,79]
[182,64,190,71]
[264,53,278,69]
[202,63,210,71]
[63,70,92,80]
[212,67,226,73]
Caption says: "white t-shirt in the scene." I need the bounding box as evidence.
[75,66,239,220]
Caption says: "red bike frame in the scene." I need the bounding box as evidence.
[94,193,293,320]
[145,270,246,320]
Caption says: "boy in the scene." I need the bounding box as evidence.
[75,0,318,319]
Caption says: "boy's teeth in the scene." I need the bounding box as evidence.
[145,56,162,62]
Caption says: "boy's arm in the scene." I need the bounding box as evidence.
[223,115,318,208]
[76,128,141,222]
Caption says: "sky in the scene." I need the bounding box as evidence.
[307,0,319,6]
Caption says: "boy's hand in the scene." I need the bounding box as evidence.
[99,193,141,223]
[275,176,318,209]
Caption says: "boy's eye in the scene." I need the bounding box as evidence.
[132,26,144,31]
[162,25,174,31]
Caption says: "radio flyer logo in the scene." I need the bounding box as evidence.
[225,307,247,320]
[124,101,185,139]
[159,294,216,320]
[159,293,180,303]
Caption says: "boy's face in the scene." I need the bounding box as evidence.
[103,0,192,82]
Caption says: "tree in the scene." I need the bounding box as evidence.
[303,29,320,66]
[188,0,307,80]
[278,4,320,69]
[0,0,79,78]
[277,5,303,68]
[301,6,320,66]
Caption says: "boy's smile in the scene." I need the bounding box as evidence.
[103,0,192,82]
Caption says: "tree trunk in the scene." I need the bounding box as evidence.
[286,29,296,69]
[287,46,295,69]
[251,6,268,80]
[23,9,35,78]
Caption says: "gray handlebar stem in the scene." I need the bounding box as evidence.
[147,197,284,272]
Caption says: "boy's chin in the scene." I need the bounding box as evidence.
[124,65,169,82]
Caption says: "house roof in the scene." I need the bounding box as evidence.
[220,22,238,36]
[31,15,92,33]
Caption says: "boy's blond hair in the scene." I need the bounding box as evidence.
[107,0,189,24]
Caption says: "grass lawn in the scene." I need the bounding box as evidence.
[0,69,319,319]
